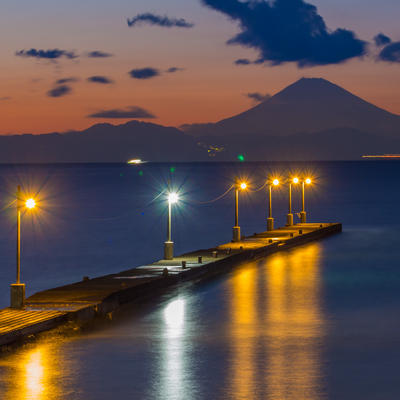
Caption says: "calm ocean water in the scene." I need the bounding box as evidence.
[0,161,399,399]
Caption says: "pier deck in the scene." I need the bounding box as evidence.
[0,222,341,349]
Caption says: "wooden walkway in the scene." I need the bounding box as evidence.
[0,222,342,349]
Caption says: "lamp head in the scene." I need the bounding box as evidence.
[305,178,312,185]
[239,182,247,190]
[293,177,299,184]
[168,192,179,204]
[25,198,36,209]
[272,179,279,186]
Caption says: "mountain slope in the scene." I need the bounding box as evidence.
[0,120,207,163]
[182,78,400,137]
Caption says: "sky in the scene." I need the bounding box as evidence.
[1,0,400,134]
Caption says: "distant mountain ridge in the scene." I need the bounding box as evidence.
[0,120,207,163]
[182,78,400,137]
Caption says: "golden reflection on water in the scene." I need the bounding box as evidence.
[230,243,324,400]
[0,339,70,400]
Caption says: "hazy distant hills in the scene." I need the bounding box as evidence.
[0,121,207,163]
[1,78,400,162]
[182,78,400,138]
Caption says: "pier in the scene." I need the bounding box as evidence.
[0,222,341,350]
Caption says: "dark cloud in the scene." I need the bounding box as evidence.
[87,50,113,58]
[166,67,184,73]
[88,106,155,119]
[374,33,392,47]
[87,76,114,84]
[201,0,366,67]
[127,13,194,28]
[0,96,11,101]
[16,48,78,60]
[129,68,160,79]
[378,42,400,63]
[246,92,271,103]
[235,58,252,65]
[56,77,79,84]
[47,85,72,98]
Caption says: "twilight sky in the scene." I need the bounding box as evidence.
[1,0,400,134]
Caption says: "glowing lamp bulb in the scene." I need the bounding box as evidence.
[168,193,179,204]
[25,198,36,209]
[305,178,312,185]
[293,177,299,184]
[240,182,247,190]
[273,179,279,186]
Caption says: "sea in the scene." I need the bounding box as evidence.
[0,161,399,400]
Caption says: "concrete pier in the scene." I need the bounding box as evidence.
[0,222,341,350]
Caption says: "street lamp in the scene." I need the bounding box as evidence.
[164,192,179,260]
[267,179,279,231]
[287,177,299,226]
[232,181,247,242]
[11,185,37,309]
[300,178,312,223]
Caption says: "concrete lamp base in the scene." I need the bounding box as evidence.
[300,211,307,223]
[164,241,174,260]
[232,226,241,242]
[10,283,25,309]
[267,218,274,231]
[286,213,294,226]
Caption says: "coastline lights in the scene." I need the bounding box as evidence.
[287,177,300,226]
[267,178,280,231]
[11,186,37,309]
[164,192,180,260]
[300,178,312,223]
[232,181,248,242]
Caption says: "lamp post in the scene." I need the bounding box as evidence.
[267,179,279,231]
[300,178,312,223]
[287,177,299,226]
[232,181,247,242]
[11,186,36,309]
[164,192,179,260]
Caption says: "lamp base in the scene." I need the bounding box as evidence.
[232,226,241,242]
[164,241,174,260]
[267,217,274,231]
[300,211,307,223]
[286,213,293,226]
[10,283,25,309]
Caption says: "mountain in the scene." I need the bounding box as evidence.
[182,78,400,137]
[0,120,208,163]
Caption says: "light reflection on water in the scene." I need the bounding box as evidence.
[0,339,75,400]
[229,243,324,400]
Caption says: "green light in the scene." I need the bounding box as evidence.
[237,154,245,162]
[138,170,144,176]
[170,167,176,173]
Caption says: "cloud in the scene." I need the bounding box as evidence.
[56,77,79,84]
[0,96,11,101]
[129,67,160,79]
[201,0,366,67]
[374,33,392,47]
[235,58,252,65]
[166,67,184,73]
[47,85,72,98]
[16,48,78,60]
[378,42,400,63]
[86,50,113,58]
[246,92,271,103]
[87,106,155,119]
[87,76,114,84]
[127,13,194,28]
